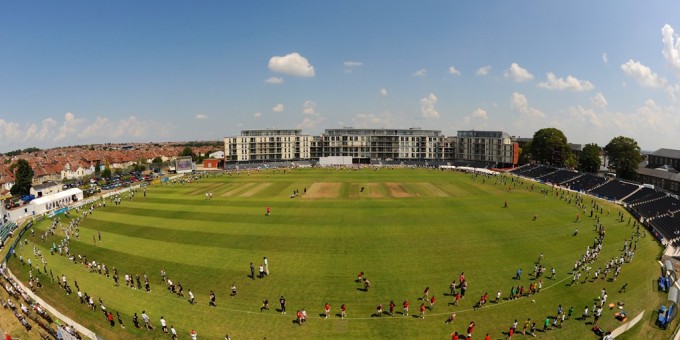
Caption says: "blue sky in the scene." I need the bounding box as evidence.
[1,1,680,152]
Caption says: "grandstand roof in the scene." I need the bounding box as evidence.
[637,167,680,182]
[651,148,680,160]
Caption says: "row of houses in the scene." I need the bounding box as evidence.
[0,143,216,195]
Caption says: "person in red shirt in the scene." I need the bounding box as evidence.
[403,300,410,316]
[454,292,461,306]
[324,303,331,319]
[429,296,436,310]
[484,334,491,340]
[296,310,303,325]
[419,303,426,319]
[340,304,346,318]
[450,331,459,340]
[389,300,396,316]
[356,271,364,282]
[467,321,476,336]
[460,272,465,284]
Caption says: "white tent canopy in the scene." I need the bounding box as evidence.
[30,188,83,215]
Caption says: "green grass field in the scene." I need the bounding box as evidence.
[5,168,670,339]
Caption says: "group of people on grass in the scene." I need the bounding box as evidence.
[4,169,647,339]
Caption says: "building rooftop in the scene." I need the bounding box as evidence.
[650,148,680,160]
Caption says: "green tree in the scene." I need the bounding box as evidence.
[605,136,642,180]
[102,166,112,179]
[517,144,531,165]
[579,143,602,173]
[565,153,578,169]
[179,147,196,160]
[529,128,572,166]
[10,159,34,196]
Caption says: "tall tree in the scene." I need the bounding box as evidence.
[529,128,572,166]
[604,136,642,180]
[579,143,602,173]
[10,159,34,196]
[179,147,196,160]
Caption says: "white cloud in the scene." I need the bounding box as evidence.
[510,92,545,118]
[0,114,175,150]
[471,108,488,120]
[463,108,489,125]
[504,63,534,82]
[413,69,427,77]
[253,112,262,118]
[448,66,461,76]
[297,116,324,130]
[569,105,603,127]
[195,114,208,120]
[591,92,608,109]
[302,100,318,116]
[0,119,22,145]
[272,104,284,112]
[538,72,594,91]
[476,65,492,76]
[78,117,109,138]
[343,61,363,67]
[662,24,680,76]
[620,59,667,88]
[268,52,315,77]
[23,118,56,142]
[419,93,439,118]
[351,111,397,128]
[602,53,608,64]
[55,112,83,141]
[379,88,388,96]
[265,77,284,84]
[343,61,363,73]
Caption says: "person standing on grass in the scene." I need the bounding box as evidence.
[261,299,269,312]
[114,311,124,328]
[280,296,287,314]
[325,303,331,318]
[132,313,140,328]
[389,300,396,316]
[171,326,177,340]
[423,287,430,301]
[419,303,426,319]
[188,289,195,304]
[209,291,216,307]
[403,300,410,316]
[429,296,436,310]
[259,265,265,278]
[264,257,269,276]
[230,283,237,297]
[340,303,347,318]
[250,263,255,279]
[467,321,475,337]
